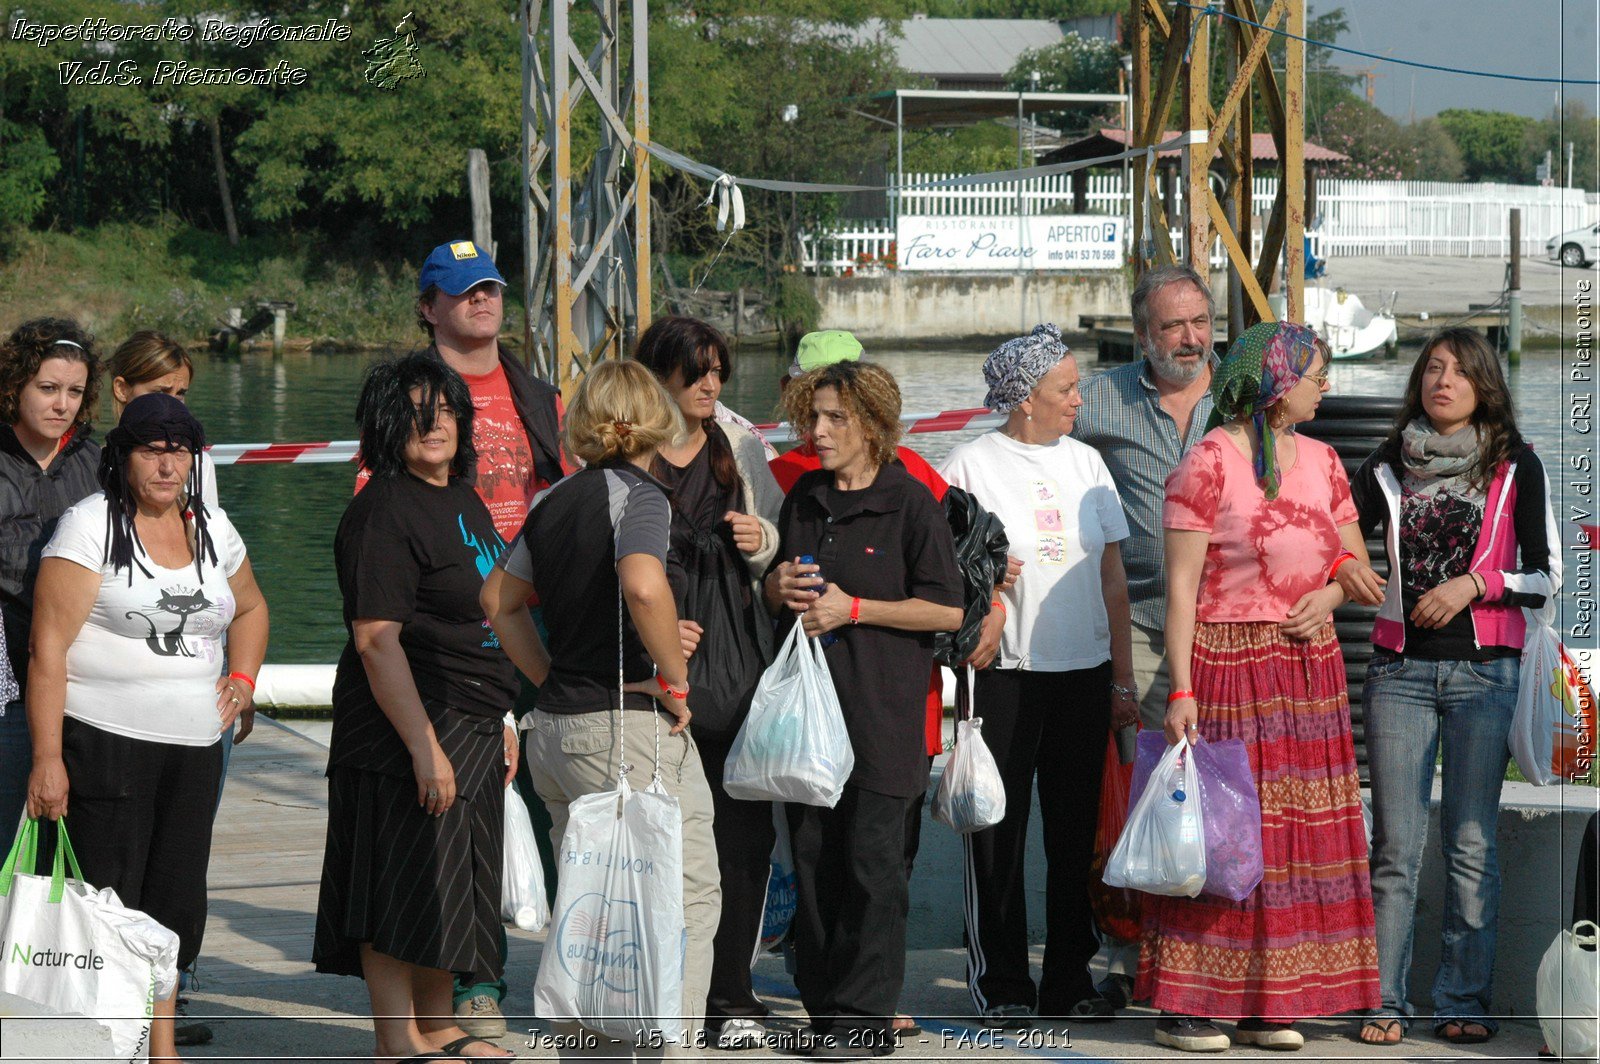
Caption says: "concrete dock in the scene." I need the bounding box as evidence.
[3,716,1567,1062]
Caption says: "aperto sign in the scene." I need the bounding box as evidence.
[895,215,1123,271]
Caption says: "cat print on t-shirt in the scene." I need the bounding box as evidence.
[125,588,220,656]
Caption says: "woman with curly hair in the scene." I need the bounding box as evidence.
[0,317,101,855]
[1338,328,1559,1047]
[314,353,519,1063]
[763,360,963,1058]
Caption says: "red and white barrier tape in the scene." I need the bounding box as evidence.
[206,407,1007,465]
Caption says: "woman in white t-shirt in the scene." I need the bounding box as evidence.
[25,393,269,1063]
[939,323,1136,1028]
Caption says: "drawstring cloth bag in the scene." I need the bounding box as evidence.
[532,589,688,1044]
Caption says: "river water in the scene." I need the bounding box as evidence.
[145,345,1589,663]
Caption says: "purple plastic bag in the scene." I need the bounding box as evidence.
[1127,732,1263,902]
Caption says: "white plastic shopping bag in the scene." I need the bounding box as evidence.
[723,623,855,807]
[1512,614,1595,786]
[533,776,687,1045]
[1103,738,1206,897]
[502,783,550,932]
[0,819,179,1063]
[1537,920,1598,1061]
[931,718,1007,834]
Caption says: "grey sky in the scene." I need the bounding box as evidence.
[1312,0,1599,121]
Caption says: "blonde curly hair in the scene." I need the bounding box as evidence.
[564,359,683,467]
[780,360,903,468]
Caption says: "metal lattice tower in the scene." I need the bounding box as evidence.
[1130,0,1306,338]
[521,0,651,394]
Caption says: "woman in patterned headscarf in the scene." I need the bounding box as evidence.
[1142,321,1380,1053]
[940,323,1136,1028]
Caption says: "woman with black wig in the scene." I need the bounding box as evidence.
[25,392,269,1061]
[313,353,519,1063]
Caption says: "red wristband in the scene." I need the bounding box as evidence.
[228,671,256,692]
[991,599,1006,615]
[849,597,862,625]
[1168,689,1196,704]
[1327,551,1356,581]
[656,674,689,700]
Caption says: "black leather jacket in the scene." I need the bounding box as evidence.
[0,424,101,690]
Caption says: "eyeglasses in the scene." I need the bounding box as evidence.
[1304,368,1330,387]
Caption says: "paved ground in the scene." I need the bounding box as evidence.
[1325,254,1583,317]
[0,717,1548,1062]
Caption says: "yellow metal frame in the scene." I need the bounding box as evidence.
[1130,0,1305,338]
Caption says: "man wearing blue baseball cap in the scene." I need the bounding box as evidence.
[357,240,569,1044]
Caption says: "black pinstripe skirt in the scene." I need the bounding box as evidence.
[312,708,505,981]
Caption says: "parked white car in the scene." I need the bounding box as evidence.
[1547,222,1600,267]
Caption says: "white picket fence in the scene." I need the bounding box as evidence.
[802,173,1600,271]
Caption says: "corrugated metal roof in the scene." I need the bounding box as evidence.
[895,19,1067,79]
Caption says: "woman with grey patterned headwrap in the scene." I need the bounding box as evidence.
[938,324,1136,1027]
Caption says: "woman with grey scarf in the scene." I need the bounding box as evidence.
[1336,328,1559,1048]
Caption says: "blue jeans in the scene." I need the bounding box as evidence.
[0,700,29,859]
[1363,653,1518,1033]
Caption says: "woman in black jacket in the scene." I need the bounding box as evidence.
[0,318,101,856]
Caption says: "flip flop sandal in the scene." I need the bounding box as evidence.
[1435,1021,1493,1045]
[438,1034,517,1058]
[1358,1019,1404,1045]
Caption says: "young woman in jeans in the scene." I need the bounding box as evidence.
[1338,328,1559,1046]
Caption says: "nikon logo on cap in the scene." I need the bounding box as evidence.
[450,241,478,260]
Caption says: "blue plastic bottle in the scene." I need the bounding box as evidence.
[799,555,837,647]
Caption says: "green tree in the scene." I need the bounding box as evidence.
[1400,118,1465,182]
[1317,99,1410,180]
[1436,109,1536,183]
[648,4,903,299]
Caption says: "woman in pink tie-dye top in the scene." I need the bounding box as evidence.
[1139,321,1380,1054]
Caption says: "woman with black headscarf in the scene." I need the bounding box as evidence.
[25,392,269,1061]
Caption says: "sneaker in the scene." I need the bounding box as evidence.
[455,993,508,1038]
[173,998,214,1047]
[980,1003,1035,1029]
[1155,1015,1231,1053]
[716,1018,768,1050]
[1234,1018,1303,1050]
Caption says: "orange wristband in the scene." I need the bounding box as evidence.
[991,599,1006,615]
[228,671,256,692]
[849,597,862,624]
[1168,689,1196,704]
[1327,551,1356,581]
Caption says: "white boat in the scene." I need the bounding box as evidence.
[1300,285,1397,359]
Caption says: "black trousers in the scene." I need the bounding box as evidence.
[54,717,224,971]
[963,663,1110,1016]
[789,784,910,1048]
[696,728,779,1025]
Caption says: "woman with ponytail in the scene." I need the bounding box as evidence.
[25,392,269,1061]
[482,359,722,1058]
